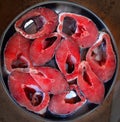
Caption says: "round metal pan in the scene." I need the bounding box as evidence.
[0,1,119,122]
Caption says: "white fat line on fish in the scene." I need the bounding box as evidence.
[93,32,106,46]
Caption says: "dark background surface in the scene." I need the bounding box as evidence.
[0,0,120,122]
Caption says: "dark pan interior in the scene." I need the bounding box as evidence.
[0,1,119,122]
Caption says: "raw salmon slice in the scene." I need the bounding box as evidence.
[30,33,61,66]
[57,12,98,48]
[55,38,80,81]
[30,67,69,95]
[48,85,86,116]
[15,7,58,39]
[8,70,50,114]
[77,61,105,104]
[86,32,116,82]
[4,33,31,73]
